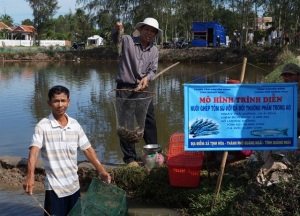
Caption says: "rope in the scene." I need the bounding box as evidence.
[188,63,242,83]
[30,194,51,216]
[188,62,274,84]
[246,62,273,73]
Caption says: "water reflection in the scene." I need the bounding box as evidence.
[0,61,274,164]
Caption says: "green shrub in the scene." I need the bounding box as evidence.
[108,154,300,215]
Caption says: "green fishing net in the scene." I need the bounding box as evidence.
[68,177,127,216]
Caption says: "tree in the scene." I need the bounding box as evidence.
[25,0,60,40]
[264,0,300,35]
[22,19,34,26]
[73,8,94,42]
[0,14,14,26]
[76,0,300,47]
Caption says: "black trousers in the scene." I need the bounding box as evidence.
[44,189,80,216]
[116,83,158,163]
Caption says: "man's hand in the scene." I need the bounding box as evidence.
[134,77,149,91]
[23,146,39,195]
[84,147,112,184]
[23,177,35,195]
[98,171,112,184]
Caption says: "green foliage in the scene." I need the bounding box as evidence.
[2,0,299,46]
[21,19,34,26]
[0,29,9,39]
[276,47,297,66]
[25,0,60,39]
[254,29,266,43]
[108,154,300,215]
[111,166,148,192]
[0,14,14,26]
[214,5,241,37]
[265,47,298,83]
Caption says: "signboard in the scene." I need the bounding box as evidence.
[184,83,298,151]
[262,17,273,23]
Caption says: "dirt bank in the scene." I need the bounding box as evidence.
[0,45,293,64]
[0,156,113,191]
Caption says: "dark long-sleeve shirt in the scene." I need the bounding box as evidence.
[116,35,158,84]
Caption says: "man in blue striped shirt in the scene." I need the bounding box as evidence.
[23,85,111,216]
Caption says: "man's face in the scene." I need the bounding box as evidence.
[282,73,300,83]
[139,25,157,44]
[47,93,70,116]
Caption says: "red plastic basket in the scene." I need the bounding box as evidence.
[167,133,185,157]
[168,164,202,187]
[167,133,204,187]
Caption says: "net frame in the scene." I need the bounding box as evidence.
[68,177,127,216]
[109,89,155,144]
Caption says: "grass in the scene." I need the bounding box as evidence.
[265,46,300,83]
[101,151,300,215]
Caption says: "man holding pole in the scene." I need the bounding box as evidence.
[112,18,162,167]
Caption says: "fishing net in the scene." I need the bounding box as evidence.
[109,89,155,144]
[68,177,127,216]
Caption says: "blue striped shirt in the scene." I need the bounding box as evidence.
[116,35,158,84]
[30,113,91,198]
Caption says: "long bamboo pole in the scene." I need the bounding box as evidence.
[240,57,247,83]
[153,62,180,80]
[211,57,247,209]
[132,62,180,92]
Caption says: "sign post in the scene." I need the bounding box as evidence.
[183,59,298,209]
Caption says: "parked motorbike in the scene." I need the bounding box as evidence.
[71,42,85,50]
[176,38,189,49]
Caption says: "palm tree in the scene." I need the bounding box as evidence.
[0,14,14,26]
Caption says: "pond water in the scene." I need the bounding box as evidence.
[0,61,274,164]
[0,183,179,216]
[0,184,44,216]
[0,61,275,215]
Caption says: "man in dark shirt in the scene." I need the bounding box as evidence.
[112,18,162,167]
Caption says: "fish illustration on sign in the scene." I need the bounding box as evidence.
[189,118,219,137]
[250,128,288,137]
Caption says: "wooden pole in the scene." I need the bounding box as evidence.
[211,151,228,208]
[240,57,247,83]
[132,62,180,92]
[153,62,180,80]
[211,57,247,209]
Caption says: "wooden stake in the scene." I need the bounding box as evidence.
[211,151,228,208]
[211,57,247,210]
[240,57,247,83]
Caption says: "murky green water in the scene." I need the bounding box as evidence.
[0,184,44,216]
[0,60,274,215]
[0,61,274,163]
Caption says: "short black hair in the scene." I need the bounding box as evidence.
[48,85,70,100]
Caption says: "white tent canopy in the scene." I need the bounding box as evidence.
[87,35,104,46]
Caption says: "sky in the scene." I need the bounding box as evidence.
[0,0,83,25]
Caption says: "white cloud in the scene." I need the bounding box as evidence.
[0,0,82,25]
